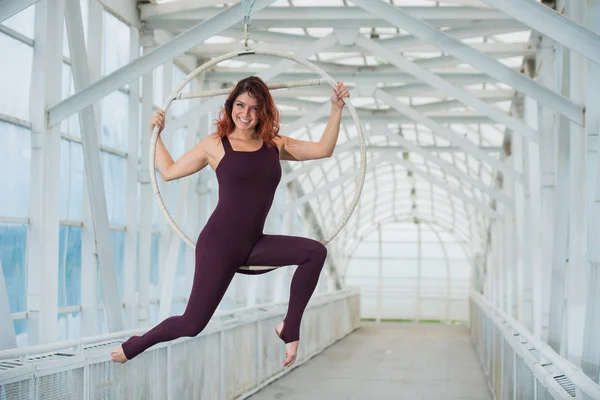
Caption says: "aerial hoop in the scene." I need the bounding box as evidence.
[150,49,367,271]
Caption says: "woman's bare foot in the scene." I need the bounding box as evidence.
[275,321,299,367]
[110,345,128,364]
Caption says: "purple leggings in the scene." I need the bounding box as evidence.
[121,235,326,360]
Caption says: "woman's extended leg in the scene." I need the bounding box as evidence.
[244,235,327,365]
[113,250,239,362]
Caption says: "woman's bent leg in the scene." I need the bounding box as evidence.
[244,235,327,343]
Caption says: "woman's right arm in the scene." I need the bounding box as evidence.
[151,109,209,182]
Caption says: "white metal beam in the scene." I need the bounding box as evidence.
[392,134,512,206]
[480,0,600,65]
[47,0,279,127]
[377,90,522,184]
[439,0,492,6]
[565,0,589,365]
[582,0,600,380]
[79,0,103,338]
[269,87,514,100]
[65,0,123,332]
[356,36,540,143]
[536,37,557,343]
[281,142,502,186]
[137,32,154,327]
[351,0,584,125]
[281,112,495,124]
[157,59,174,308]
[208,23,528,51]
[379,24,527,50]
[26,0,64,345]
[123,26,140,330]
[190,41,530,58]
[290,154,501,219]
[203,50,527,77]
[388,157,501,220]
[288,169,359,209]
[139,0,232,20]
[140,5,513,22]
[95,0,140,28]
[0,0,39,23]
[204,69,504,85]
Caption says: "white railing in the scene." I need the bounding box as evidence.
[470,291,600,400]
[0,289,360,400]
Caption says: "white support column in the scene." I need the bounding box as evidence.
[79,0,103,337]
[510,124,530,328]
[123,27,141,330]
[137,31,154,327]
[86,0,103,130]
[521,135,533,332]
[416,222,422,320]
[158,60,174,301]
[26,0,65,345]
[496,219,505,312]
[376,225,382,323]
[547,41,571,354]
[502,185,516,316]
[582,0,600,382]
[537,37,558,344]
[565,0,588,366]
[524,97,543,338]
[65,0,123,332]
[0,261,17,350]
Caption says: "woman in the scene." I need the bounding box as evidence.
[111,76,349,367]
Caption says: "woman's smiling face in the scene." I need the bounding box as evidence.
[231,92,259,132]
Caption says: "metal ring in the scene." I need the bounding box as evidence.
[150,49,367,271]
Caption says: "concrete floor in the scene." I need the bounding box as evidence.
[249,322,493,400]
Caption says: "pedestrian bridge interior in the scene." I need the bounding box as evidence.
[1,0,599,399]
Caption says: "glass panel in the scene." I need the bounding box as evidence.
[0,34,33,121]
[61,64,81,136]
[101,91,128,150]
[101,152,126,225]
[60,140,84,221]
[58,226,82,307]
[102,11,130,76]
[2,6,35,39]
[0,224,27,313]
[111,229,125,299]
[0,122,30,217]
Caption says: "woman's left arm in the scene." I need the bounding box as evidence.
[277,82,350,161]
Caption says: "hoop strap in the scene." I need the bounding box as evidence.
[241,0,256,24]
[241,0,256,48]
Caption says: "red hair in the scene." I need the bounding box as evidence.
[214,76,280,146]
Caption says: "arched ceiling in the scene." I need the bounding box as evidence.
[142,0,530,260]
